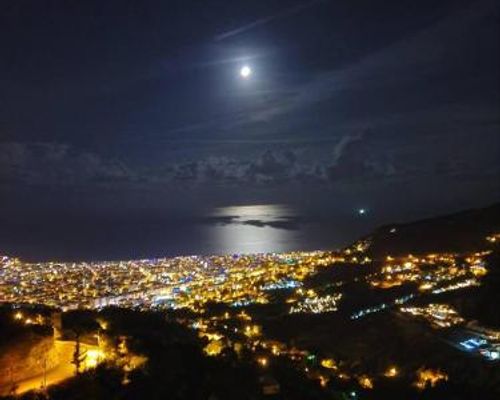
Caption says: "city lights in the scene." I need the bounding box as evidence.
[400,304,464,329]
[289,293,342,314]
[0,251,341,312]
[414,369,448,389]
[384,366,398,378]
[85,349,105,369]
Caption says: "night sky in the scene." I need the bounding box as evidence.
[1,0,499,261]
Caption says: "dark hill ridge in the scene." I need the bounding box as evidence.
[362,202,500,257]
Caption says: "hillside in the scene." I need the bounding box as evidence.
[362,203,500,257]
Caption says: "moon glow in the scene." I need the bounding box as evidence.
[240,65,252,78]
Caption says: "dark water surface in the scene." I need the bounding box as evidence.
[0,204,371,262]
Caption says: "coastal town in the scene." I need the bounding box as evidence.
[1,231,499,397]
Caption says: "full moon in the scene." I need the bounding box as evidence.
[240,65,252,79]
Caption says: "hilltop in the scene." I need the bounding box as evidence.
[360,203,500,257]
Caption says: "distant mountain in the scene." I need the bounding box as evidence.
[362,202,500,257]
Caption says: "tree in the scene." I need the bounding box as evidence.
[72,334,87,375]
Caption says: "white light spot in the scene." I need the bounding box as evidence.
[240,65,252,79]
[358,208,367,215]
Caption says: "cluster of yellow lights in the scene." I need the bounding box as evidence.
[317,357,358,384]
[244,324,262,338]
[320,358,338,370]
[289,293,342,314]
[12,311,45,326]
[358,375,374,389]
[400,304,464,329]
[190,308,363,390]
[0,251,345,312]
[419,282,434,291]
[384,366,398,378]
[344,239,371,255]
[257,357,268,367]
[369,252,488,293]
[204,340,224,357]
[414,368,448,390]
[84,349,105,369]
[486,233,500,243]
[431,278,480,294]
[199,331,223,341]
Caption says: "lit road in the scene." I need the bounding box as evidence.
[12,341,99,395]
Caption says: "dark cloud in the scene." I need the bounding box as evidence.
[0,141,323,187]
[0,142,133,186]
[2,119,499,191]
[197,214,305,231]
[154,149,325,186]
[240,218,304,230]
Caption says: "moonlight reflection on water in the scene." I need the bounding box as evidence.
[206,204,300,254]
